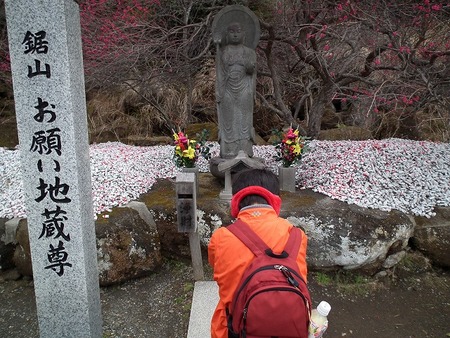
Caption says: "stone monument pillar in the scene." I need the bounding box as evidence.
[5,1,102,337]
[210,5,264,181]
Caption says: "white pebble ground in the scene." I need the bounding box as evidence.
[1,139,449,219]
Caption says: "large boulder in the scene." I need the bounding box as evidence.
[6,202,162,285]
[280,190,414,273]
[411,206,450,268]
[96,201,162,286]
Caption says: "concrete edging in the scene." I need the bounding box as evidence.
[187,281,219,338]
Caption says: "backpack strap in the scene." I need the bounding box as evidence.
[284,225,303,258]
[227,219,303,259]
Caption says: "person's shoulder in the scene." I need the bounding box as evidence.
[210,225,235,242]
[210,225,243,254]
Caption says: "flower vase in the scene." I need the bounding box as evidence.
[182,166,199,195]
[279,166,296,192]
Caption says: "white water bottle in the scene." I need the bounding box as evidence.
[308,301,331,338]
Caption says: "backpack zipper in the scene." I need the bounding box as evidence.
[275,264,300,287]
[235,264,306,299]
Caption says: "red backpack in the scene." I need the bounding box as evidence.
[226,220,311,338]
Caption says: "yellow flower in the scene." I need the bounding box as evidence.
[183,147,196,159]
[293,143,301,155]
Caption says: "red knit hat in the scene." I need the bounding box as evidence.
[230,186,282,218]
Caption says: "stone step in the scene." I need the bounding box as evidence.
[187,281,219,338]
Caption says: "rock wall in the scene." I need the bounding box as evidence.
[143,174,450,273]
[1,174,449,285]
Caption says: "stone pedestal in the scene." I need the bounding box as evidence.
[279,166,296,192]
[216,151,266,202]
[219,170,233,201]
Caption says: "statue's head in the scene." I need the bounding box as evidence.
[227,22,244,45]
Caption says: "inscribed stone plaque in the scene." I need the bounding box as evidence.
[5,0,102,336]
[176,173,197,232]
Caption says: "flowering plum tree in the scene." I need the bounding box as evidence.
[79,0,159,88]
[78,0,220,130]
[257,0,450,138]
[0,0,448,140]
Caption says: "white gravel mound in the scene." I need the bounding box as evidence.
[0,139,449,219]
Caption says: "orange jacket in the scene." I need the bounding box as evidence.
[208,205,308,338]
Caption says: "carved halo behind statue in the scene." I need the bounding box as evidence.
[211,5,260,50]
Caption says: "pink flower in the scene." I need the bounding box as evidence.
[285,128,298,139]
[177,132,188,145]
[399,46,411,54]
[431,4,442,11]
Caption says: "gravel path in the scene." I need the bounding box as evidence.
[1,139,449,219]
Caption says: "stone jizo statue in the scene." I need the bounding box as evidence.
[212,5,260,159]
[215,22,256,158]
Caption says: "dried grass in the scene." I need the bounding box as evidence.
[87,81,191,143]
[416,102,450,142]
[85,61,450,144]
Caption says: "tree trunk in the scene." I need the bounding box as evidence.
[307,83,333,139]
[261,22,296,126]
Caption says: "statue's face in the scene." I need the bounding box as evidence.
[227,23,243,45]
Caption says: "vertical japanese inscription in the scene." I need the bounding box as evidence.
[22,29,72,276]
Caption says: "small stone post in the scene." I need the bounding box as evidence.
[176,172,204,280]
[5,1,102,337]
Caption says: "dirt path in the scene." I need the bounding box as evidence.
[1,257,449,338]
[308,269,450,337]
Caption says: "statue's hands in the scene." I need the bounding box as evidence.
[246,63,256,74]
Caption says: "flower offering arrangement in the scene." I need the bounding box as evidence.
[273,126,308,167]
[173,130,198,168]
[172,129,212,168]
